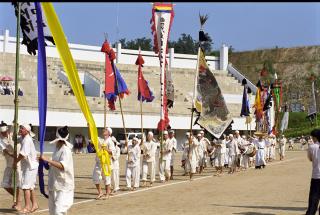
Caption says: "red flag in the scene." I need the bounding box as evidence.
[136,54,154,102]
[101,40,116,110]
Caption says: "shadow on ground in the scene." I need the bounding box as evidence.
[212,204,306,213]
[0,208,17,214]
[233,212,275,215]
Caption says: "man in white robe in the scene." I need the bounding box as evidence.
[126,137,140,191]
[159,131,173,182]
[141,132,157,187]
[254,135,267,169]
[169,130,177,180]
[92,127,115,199]
[39,126,74,215]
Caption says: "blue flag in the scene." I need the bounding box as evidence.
[35,2,48,198]
[240,85,250,117]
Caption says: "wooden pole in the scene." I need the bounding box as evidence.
[188,46,201,157]
[112,63,128,145]
[103,33,108,129]
[140,96,143,144]
[104,94,106,129]
[13,2,21,204]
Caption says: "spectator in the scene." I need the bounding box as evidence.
[306,129,320,214]
[87,140,96,153]
[18,88,23,96]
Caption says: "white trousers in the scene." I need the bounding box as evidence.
[92,163,111,185]
[186,159,197,173]
[49,190,73,215]
[256,149,266,166]
[279,145,285,157]
[142,161,155,182]
[214,153,225,167]
[112,169,120,191]
[159,159,171,181]
[2,167,21,188]
[21,168,38,190]
[228,155,236,168]
[126,165,139,188]
[241,154,250,169]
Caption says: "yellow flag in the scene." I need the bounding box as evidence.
[41,3,111,176]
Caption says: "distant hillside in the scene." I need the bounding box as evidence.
[229,46,320,112]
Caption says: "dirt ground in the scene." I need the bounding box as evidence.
[0,147,312,215]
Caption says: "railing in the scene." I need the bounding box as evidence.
[227,63,257,94]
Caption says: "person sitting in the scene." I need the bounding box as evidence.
[18,88,23,96]
[87,140,96,153]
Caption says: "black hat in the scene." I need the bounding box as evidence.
[50,126,72,148]
[311,129,320,141]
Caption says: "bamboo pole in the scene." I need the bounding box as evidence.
[13,2,21,203]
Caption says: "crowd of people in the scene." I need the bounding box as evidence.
[0,120,314,214]
[0,82,23,96]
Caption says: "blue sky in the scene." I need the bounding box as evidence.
[0,2,319,51]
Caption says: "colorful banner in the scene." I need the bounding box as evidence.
[194,48,233,138]
[35,2,48,198]
[240,84,250,117]
[101,40,129,110]
[41,3,111,176]
[151,3,174,131]
[12,2,54,55]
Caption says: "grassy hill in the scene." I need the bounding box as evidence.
[282,112,320,137]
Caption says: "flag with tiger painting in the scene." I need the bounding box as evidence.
[194,48,233,138]
[150,2,174,131]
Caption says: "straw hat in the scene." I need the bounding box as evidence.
[254,131,268,137]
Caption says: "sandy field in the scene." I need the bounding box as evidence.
[0,147,312,215]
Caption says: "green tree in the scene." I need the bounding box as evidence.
[168,33,197,54]
[115,37,153,51]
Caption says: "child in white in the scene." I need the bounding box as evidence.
[15,124,39,213]
[169,130,177,180]
[159,131,173,182]
[40,126,74,215]
[254,136,267,168]
[111,137,120,193]
[92,127,115,199]
[126,137,141,190]
[0,122,22,210]
[141,131,157,187]
[186,135,199,180]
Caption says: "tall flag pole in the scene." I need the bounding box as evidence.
[12,2,21,204]
[41,3,111,177]
[102,33,108,129]
[151,2,174,161]
[271,72,282,136]
[136,47,155,144]
[193,14,232,139]
[101,39,130,144]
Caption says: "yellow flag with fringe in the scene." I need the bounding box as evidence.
[41,3,111,176]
